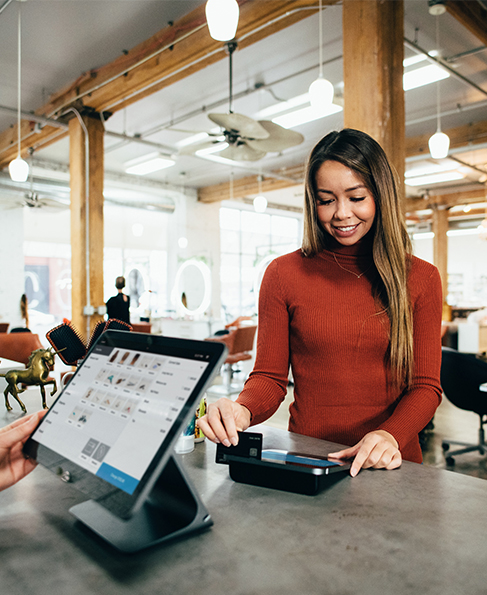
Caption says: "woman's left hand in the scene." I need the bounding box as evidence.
[328,430,402,477]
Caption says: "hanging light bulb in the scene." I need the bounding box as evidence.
[9,3,29,183]
[308,0,334,110]
[428,131,450,159]
[9,156,29,182]
[205,0,239,42]
[428,13,450,160]
[253,195,267,213]
[253,175,267,213]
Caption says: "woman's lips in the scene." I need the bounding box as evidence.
[333,223,360,237]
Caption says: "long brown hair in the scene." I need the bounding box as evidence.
[302,129,413,388]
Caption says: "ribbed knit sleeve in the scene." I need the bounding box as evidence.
[237,258,290,424]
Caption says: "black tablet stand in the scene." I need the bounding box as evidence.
[69,455,213,553]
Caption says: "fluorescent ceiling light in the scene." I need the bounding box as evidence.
[403,64,449,91]
[195,152,235,166]
[124,152,175,175]
[403,50,438,68]
[257,93,310,119]
[195,142,229,156]
[177,127,221,148]
[405,161,458,178]
[273,104,342,129]
[405,171,464,186]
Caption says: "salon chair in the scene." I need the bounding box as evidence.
[440,347,487,466]
[206,324,257,397]
[0,332,44,366]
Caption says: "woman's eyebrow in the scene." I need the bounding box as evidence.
[345,184,367,192]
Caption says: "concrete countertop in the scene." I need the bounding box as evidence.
[1,398,487,595]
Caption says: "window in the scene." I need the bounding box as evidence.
[220,206,301,320]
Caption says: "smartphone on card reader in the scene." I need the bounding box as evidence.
[216,432,350,495]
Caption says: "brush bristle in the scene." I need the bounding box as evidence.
[85,319,133,352]
[105,319,133,332]
[86,320,106,353]
[46,322,87,365]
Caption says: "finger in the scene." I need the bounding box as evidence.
[195,414,219,444]
[385,451,402,470]
[328,445,359,460]
[0,412,42,448]
[206,401,238,447]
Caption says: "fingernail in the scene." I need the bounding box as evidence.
[350,468,357,478]
[231,436,238,446]
[223,439,231,447]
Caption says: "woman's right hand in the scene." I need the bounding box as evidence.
[196,398,251,447]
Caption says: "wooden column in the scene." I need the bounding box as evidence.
[69,114,105,341]
[342,0,405,192]
[431,206,449,300]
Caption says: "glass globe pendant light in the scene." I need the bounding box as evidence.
[9,3,29,183]
[428,14,450,160]
[205,0,239,42]
[308,0,334,109]
[253,175,267,213]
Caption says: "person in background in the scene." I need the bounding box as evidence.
[0,411,46,492]
[10,294,31,333]
[106,276,130,324]
[198,128,443,477]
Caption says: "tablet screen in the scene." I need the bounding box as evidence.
[24,331,226,518]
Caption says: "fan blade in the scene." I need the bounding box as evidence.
[208,113,269,140]
[178,139,225,156]
[219,143,266,162]
[246,121,304,153]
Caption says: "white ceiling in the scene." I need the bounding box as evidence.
[0,0,486,212]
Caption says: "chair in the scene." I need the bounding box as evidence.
[0,332,44,366]
[206,324,257,397]
[440,347,487,465]
[0,323,9,333]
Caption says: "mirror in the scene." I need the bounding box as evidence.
[173,259,212,318]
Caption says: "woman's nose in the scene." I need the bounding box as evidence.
[334,199,352,220]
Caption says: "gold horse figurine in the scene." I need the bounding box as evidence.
[1,347,63,413]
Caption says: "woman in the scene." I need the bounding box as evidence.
[198,129,443,476]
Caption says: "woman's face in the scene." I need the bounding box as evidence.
[314,160,376,246]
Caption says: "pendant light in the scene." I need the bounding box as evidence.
[205,0,239,42]
[308,0,334,109]
[253,174,267,213]
[428,14,450,159]
[9,2,29,183]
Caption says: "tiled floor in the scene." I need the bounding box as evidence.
[207,374,487,480]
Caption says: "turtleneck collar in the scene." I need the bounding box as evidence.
[322,231,374,258]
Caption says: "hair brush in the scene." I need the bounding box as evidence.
[46,322,87,366]
[86,318,134,352]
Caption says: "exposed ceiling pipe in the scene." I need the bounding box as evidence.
[404,37,487,97]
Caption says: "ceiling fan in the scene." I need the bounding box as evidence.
[19,149,69,210]
[179,41,304,162]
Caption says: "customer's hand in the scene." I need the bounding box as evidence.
[0,410,46,492]
[196,398,251,447]
[328,430,401,477]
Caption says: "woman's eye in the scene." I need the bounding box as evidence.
[350,196,366,202]
[317,198,333,206]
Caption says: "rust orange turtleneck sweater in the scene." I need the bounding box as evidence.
[237,239,443,463]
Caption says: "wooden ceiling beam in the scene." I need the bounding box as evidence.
[445,0,487,47]
[403,187,487,213]
[0,0,337,169]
